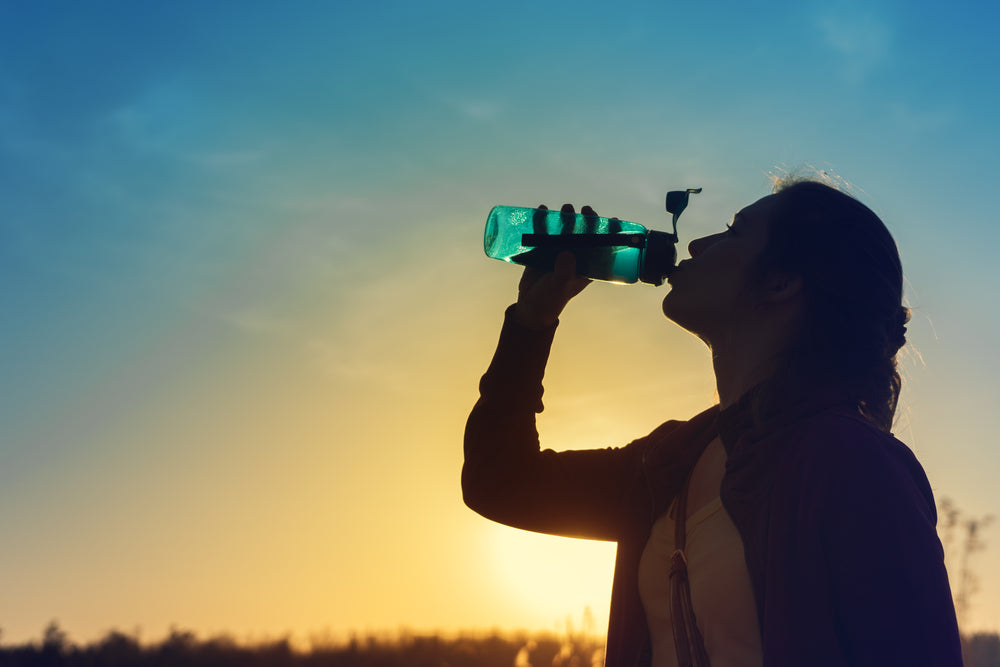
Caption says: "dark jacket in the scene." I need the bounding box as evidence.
[463,308,963,666]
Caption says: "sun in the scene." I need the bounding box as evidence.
[487,525,616,633]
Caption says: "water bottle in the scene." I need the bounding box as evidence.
[483,189,701,285]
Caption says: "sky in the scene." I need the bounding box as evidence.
[1,0,999,647]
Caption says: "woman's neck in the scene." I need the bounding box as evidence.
[709,325,785,409]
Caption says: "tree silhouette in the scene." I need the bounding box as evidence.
[939,497,995,631]
[42,620,69,656]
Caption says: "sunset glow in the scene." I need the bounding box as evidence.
[1,0,998,648]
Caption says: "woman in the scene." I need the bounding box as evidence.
[463,180,963,666]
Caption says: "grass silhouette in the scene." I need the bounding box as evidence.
[0,622,607,667]
[1,622,997,666]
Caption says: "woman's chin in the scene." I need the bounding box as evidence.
[662,294,709,338]
[661,291,682,321]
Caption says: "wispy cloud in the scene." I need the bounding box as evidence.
[888,103,957,135]
[448,97,504,121]
[815,8,892,83]
[192,149,267,169]
[221,307,298,338]
[107,82,205,156]
[306,337,413,394]
[106,82,269,172]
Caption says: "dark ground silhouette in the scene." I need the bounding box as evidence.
[0,623,605,667]
[1,623,997,667]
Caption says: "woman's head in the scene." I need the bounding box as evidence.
[662,178,908,431]
[752,178,908,430]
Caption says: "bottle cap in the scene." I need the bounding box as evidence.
[640,231,678,285]
[665,188,703,239]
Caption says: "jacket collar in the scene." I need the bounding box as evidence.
[716,387,859,457]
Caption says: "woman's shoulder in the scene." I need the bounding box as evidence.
[790,406,915,465]
[633,404,721,456]
[786,406,936,512]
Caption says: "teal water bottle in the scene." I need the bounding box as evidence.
[484,189,701,285]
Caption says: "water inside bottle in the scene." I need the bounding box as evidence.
[485,206,646,283]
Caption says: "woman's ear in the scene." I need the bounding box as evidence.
[766,272,803,304]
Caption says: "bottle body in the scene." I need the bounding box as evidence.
[484,205,676,285]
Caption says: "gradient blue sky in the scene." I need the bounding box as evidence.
[2,0,998,645]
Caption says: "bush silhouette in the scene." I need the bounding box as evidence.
[0,622,996,666]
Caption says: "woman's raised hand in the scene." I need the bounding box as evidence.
[511,204,593,329]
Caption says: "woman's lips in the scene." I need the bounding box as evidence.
[667,260,690,284]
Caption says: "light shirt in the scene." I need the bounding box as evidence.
[637,437,763,667]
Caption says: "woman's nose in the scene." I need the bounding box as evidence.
[688,233,720,258]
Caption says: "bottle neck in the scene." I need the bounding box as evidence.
[639,230,678,285]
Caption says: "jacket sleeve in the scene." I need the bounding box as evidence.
[808,421,964,665]
[462,306,641,542]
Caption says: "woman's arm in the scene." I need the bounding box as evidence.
[462,304,641,541]
[812,422,964,665]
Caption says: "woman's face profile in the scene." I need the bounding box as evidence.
[661,194,777,340]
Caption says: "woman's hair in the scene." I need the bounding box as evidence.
[751,178,909,432]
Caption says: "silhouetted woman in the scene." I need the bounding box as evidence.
[463,180,963,666]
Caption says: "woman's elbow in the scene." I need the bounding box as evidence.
[461,463,497,516]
